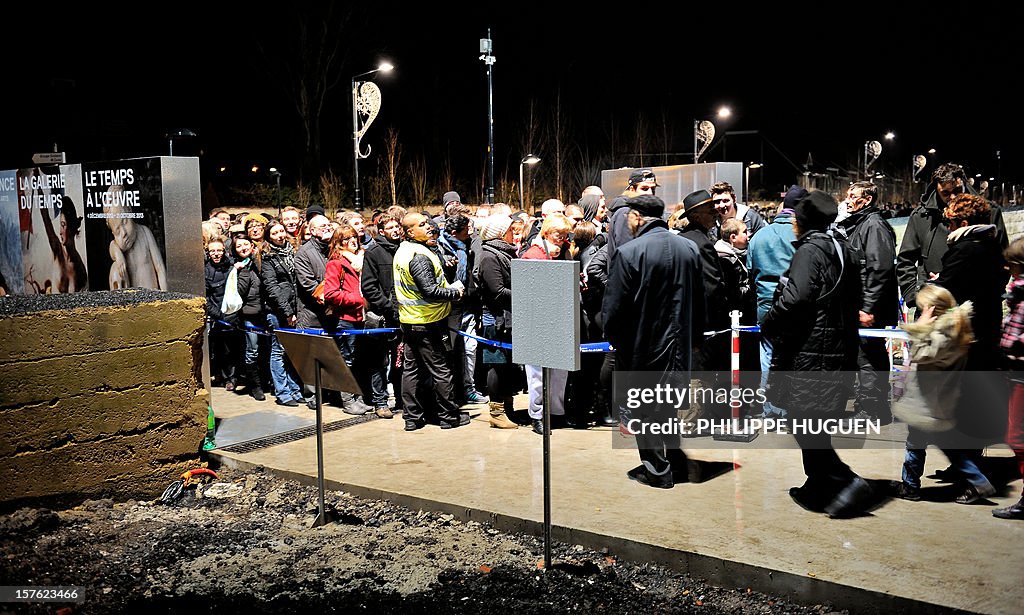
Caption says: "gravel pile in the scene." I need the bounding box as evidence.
[0,466,845,614]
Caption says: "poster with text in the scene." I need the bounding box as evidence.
[17,164,88,294]
[83,159,167,291]
[0,169,23,295]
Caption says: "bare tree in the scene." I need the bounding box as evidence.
[252,5,356,183]
[384,127,403,207]
[634,112,648,168]
[296,181,314,210]
[407,153,429,207]
[551,88,568,202]
[367,164,389,209]
[319,169,346,216]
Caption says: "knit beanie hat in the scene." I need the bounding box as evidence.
[479,215,513,241]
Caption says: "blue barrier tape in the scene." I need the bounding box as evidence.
[215,320,398,337]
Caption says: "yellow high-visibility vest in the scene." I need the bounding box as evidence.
[393,241,452,324]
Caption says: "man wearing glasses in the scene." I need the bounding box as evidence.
[897,163,1007,310]
[836,181,897,425]
[710,181,765,240]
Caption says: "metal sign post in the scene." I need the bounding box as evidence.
[511,260,581,570]
[276,330,362,528]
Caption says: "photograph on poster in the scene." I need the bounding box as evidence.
[16,165,88,295]
[83,160,167,291]
[0,170,23,295]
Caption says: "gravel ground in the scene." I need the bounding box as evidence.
[0,466,846,614]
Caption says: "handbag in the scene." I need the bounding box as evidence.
[311,279,336,316]
[220,267,242,315]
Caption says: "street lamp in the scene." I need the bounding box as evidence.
[519,154,540,210]
[745,162,762,202]
[167,128,196,156]
[269,167,282,218]
[480,31,496,204]
[352,61,394,209]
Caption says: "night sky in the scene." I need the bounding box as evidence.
[6,2,1022,200]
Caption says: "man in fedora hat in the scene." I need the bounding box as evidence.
[678,190,731,428]
[604,194,706,488]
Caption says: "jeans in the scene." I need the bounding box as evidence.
[902,426,994,492]
[760,337,786,418]
[242,315,265,367]
[267,313,303,402]
[334,319,358,366]
[461,312,478,393]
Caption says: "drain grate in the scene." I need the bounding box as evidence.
[217,413,379,454]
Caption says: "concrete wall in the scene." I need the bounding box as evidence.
[0,289,208,507]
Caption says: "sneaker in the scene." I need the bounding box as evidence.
[890,480,921,502]
[440,413,471,429]
[276,397,300,407]
[375,406,394,419]
[404,419,425,432]
[465,390,490,404]
[954,483,996,505]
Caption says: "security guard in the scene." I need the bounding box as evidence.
[393,213,468,431]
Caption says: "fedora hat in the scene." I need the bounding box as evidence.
[680,189,714,216]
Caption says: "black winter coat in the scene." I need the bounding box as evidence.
[235,259,264,317]
[205,257,235,323]
[361,235,400,323]
[762,231,861,415]
[477,239,517,330]
[837,205,898,326]
[679,224,728,329]
[934,225,1008,370]
[260,249,297,321]
[896,180,1007,308]
[603,221,705,372]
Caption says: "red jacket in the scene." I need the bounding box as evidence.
[324,257,364,322]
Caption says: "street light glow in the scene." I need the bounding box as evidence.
[928,148,936,154]
[884,132,895,140]
[378,61,394,73]
[522,154,541,165]
[717,106,732,119]
[251,165,259,173]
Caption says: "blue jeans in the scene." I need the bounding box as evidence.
[335,319,358,366]
[242,317,260,367]
[760,337,786,418]
[267,313,303,402]
[902,427,994,492]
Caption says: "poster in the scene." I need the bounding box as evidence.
[16,164,88,294]
[82,159,167,291]
[0,170,23,295]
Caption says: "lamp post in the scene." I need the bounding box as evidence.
[519,154,540,210]
[480,31,496,204]
[745,162,762,202]
[167,128,196,156]
[269,167,282,217]
[352,62,393,209]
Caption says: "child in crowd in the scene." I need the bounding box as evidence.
[893,284,996,503]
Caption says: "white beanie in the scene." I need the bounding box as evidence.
[480,215,513,241]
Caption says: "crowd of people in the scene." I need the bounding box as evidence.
[201,162,1023,521]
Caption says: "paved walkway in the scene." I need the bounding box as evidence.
[208,388,1023,614]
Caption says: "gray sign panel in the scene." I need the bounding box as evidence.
[511,259,580,371]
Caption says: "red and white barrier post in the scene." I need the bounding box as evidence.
[713,310,758,442]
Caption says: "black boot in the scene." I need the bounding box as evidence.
[247,365,265,401]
